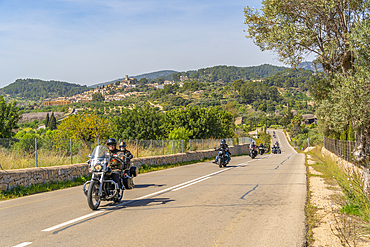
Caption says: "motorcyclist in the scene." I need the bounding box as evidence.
[249,141,257,153]
[259,142,265,154]
[106,138,123,191]
[213,139,231,164]
[119,141,133,172]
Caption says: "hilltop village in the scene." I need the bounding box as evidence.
[42,75,187,106]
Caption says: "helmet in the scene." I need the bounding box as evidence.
[119,141,126,148]
[106,138,117,146]
[220,139,226,145]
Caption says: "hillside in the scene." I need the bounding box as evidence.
[297,61,323,72]
[263,68,316,91]
[90,70,178,88]
[185,64,288,83]
[0,78,90,101]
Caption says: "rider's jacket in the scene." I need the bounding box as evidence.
[120,149,133,160]
[216,144,230,155]
[109,148,124,169]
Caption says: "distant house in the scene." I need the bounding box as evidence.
[302,114,317,125]
[235,117,246,125]
[43,99,71,106]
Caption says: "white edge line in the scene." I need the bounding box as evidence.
[42,211,104,232]
[172,177,211,191]
[12,242,32,247]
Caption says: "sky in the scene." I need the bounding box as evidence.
[0,0,287,88]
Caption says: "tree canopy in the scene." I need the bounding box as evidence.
[0,95,22,138]
[244,0,370,164]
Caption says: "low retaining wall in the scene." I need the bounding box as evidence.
[0,144,250,191]
[321,147,360,173]
[322,147,370,190]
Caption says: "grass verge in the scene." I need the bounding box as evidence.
[306,146,370,245]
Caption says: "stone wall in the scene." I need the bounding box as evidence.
[0,144,250,191]
[322,146,370,190]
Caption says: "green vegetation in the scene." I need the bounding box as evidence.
[244,0,370,164]
[307,147,370,241]
[0,78,89,100]
[113,104,235,140]
[0,95,22,138]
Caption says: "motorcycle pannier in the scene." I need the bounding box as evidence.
[130,166,138,177]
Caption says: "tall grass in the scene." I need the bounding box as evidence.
[307,146,370,241]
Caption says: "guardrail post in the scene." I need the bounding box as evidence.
[136,139,138,158]
[182,140,184,153]
[70,139,73,164]
[35,138,38,167]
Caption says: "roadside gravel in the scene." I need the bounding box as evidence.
[307,154,369,247]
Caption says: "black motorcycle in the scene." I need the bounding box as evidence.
[215,148,229,168]
[249,144,258,159]
[83,145,138,210]
[258,146,265,155]
[272,145,281,154]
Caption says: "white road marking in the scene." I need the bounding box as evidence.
[12,242,32,247]
[42,211,105,232]
[41,159,255,232]
[172,176,212,191]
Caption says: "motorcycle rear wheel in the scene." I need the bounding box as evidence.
[113,189,123,203]
[87,180,101,210]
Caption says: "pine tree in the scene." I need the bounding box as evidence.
[45,113,50,127]
[348,123,355,142]
[49,112,57,130]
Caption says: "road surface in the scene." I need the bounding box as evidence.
[1,130,306,247]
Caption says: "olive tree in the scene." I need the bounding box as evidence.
[244,0,370,164]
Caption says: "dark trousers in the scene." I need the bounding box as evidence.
[111,171,122,189]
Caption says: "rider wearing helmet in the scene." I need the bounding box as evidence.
[213,139,231,164]
[119,141,133,171]
[106,138,123,191]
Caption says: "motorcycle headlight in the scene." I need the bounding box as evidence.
[94,164,102,171]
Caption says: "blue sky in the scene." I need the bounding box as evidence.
[0,0,286,87]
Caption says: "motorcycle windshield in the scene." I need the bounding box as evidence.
[91,145,109,160]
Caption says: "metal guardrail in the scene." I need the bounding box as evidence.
[324,136,357,164]
[0,137,254,169]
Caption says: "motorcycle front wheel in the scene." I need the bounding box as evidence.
[218,158,222,168]
[87,180,101,210]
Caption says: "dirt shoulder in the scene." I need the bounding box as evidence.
[306,153,369,246]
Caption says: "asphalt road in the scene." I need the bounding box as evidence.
[1,130,306,247]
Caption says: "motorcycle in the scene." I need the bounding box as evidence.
[272,146,281,154]
[83,145,138,210]
[249,144,258,159]
[258,146,265,155]
[215,148,229,168]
